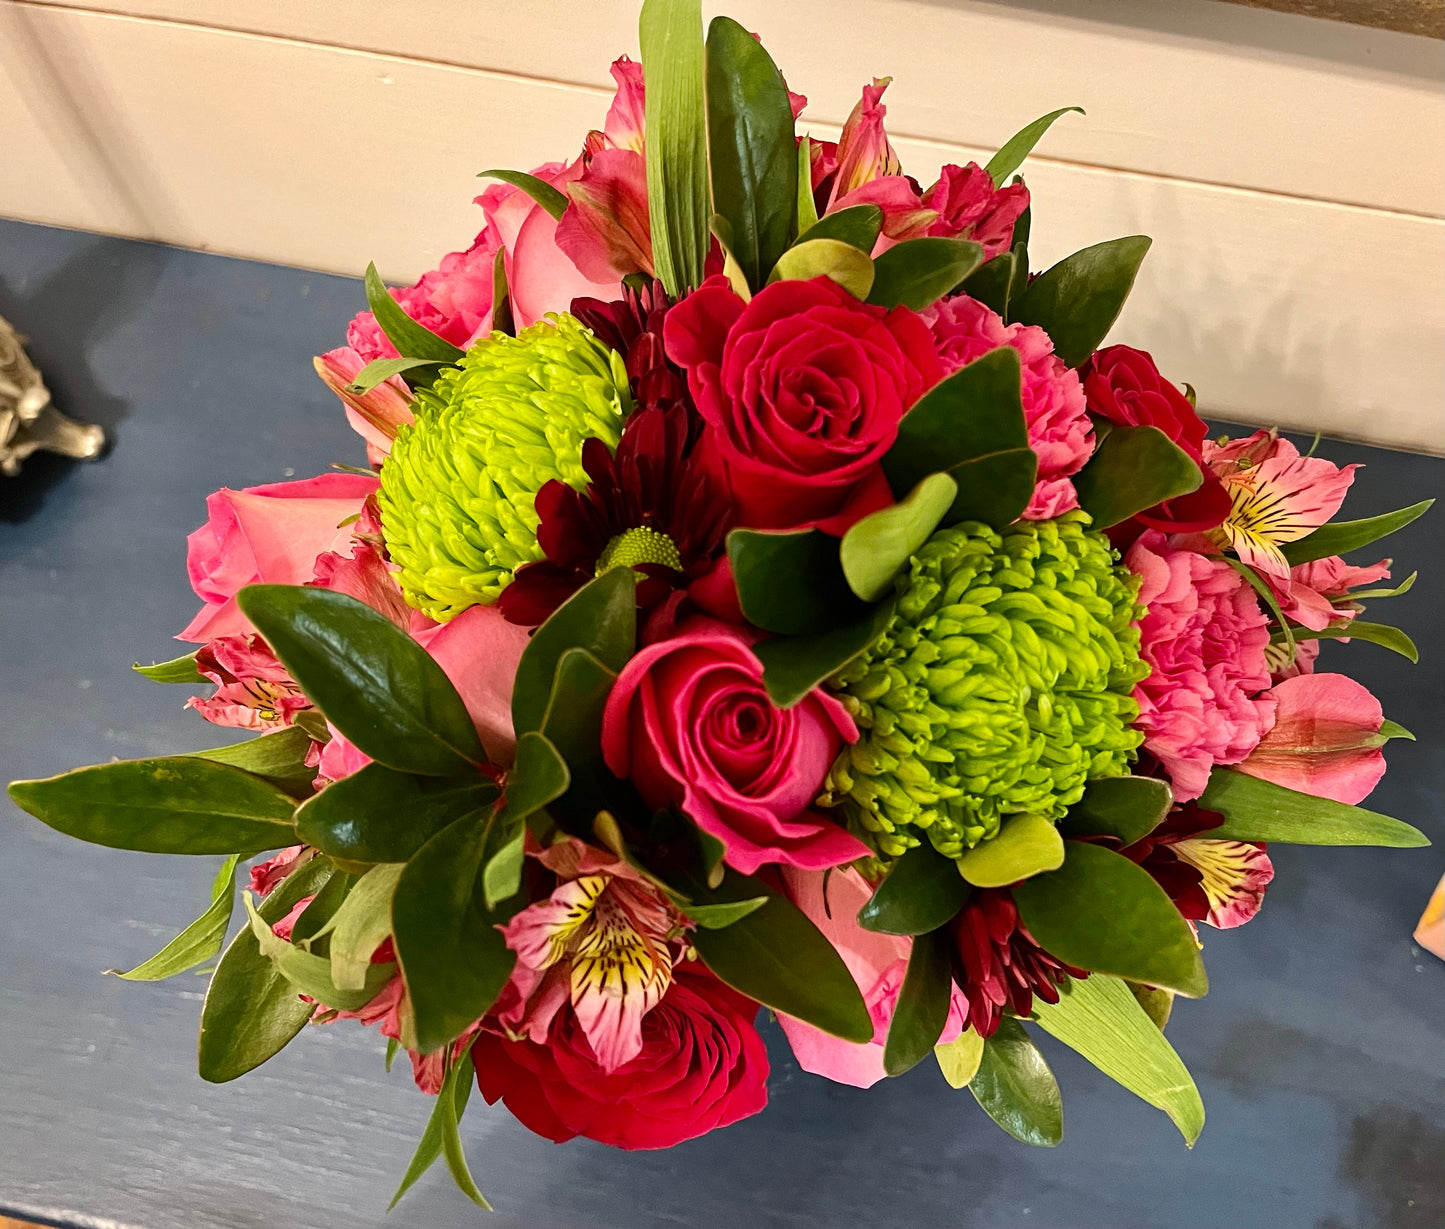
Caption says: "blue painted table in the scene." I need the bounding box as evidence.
[1,219,1440,1229]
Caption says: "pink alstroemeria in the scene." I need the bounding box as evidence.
[602,56,646,154]
[1267,553,1393,632]
[1236,673,1397,805]
[313,347,414,464]
[557,148,653,282]
[1205,430,1359,579]
[498,837,688,1073]
[1169,837,1275,929]
[187,634,309,732]
[828,78,902,208]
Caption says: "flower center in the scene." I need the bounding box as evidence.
[595,525,684,576]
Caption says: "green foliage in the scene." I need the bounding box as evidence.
[840,473,958,603]
[796,204,884,253]
[755,598,896,708]
[882,928,954,1076]
[857,841,971,935]
[955,812,1065,887]
[185,726,319,798]
[364,263,465,363]
[868,237,984,310]
[132,650,204,683]
[107,855,241,981]
[1287,620,1418,663]
[390,1050,490,1210]
[345,356,443,396]
[985,107,1085,187]
[935,1028,985,1089]
[476,168,568,219]
[1011,236,1152,367]
[1073,424,1203,529]
[244,892,396,1011]
[970,1018,1063,1146]
[769,238,875,299]
[1058,775,1173,845]
[1281,498,1432,566]
[728,527,866,636]
[1197,768,1429,846]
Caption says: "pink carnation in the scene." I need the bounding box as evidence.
[927,295,1092,518]
[1128,530,1277,800]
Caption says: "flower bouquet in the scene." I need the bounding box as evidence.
[10,0,1433,1207]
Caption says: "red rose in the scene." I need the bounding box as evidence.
[473,969,769,1150]
[1081,345,1231,533]
[664,275,943,532]
[600,622,869,874]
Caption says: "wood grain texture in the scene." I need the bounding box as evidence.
[1220,0,1444,38]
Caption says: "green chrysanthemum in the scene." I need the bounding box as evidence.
[379,315,631,620]
[822,513,1147,861]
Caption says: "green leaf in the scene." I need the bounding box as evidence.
[1343,570,1417,601]
[680,896,769,929]
[497,731,571,826]
[857,840,970,935]
[935,1028,985,1089]
[684,869,873,1043]
[882,347,1037,529]
[1032,974,1205,1146]
[390,1050,490,1210]
[883,928,954,1076]
[1227,557,1295,664]
[985,107,1085,187]
[756,597,896,708]
[315,863,404,991]
[769,237,875,299]
[490,729,568,898]
[1378,718,1415,741]
[392,813,519,1054]
[198,856,332,1082]
[1073,424,1203,529]
[1286,620,1419,663]
[1281,498,1432,566]
[796,135,819,233]
[1011,236,1152,368]
[8,757,296,855]
[490,245,514,337]
[1013,841,1209,997]
[511,568,636,735]
[363,263,465,364]
[956,812,1064,887]
[1196,767,1429,847]
[840,473,958,602]
[475,168,568,220]
[728,527,865,636]
[1130,982,1175,1030]
[710,214,753,301]
[107,855,241,980]
[640,0,709,296]
[960,251,1015,317]
[705,17,797,289]
[295,762,499,863]
[970,1017,1062,1146]
[243,892,395,1011]
[796,204,883,253]
[868,237,984,311]
[1058,775,1173,845]
[237,584,486,776]
[184,726,318,798]
[481,821,527,912]
[537,648,616,814]
[132,650,204,683]
[345,356,442,396]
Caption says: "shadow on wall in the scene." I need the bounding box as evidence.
[0,236,165,524]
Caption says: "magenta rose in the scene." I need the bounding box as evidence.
[473,969,769,1150]
[1081,345,1232,532]
[601,623,868,873]
[664,275,943,532]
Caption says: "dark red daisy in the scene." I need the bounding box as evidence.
[952,887,1087,1039]
[571,279,689,419]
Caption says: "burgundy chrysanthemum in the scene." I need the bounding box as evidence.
[497,404,734,627]
[571,279,689,418]
[952,887,1086,1039]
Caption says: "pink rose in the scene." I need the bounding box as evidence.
[601,623,869,873]
[1127,530,1277,800]
[178,473,379,642]
[776,866,968,1088]
[928,295,1092,519]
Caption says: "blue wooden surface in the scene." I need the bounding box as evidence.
[1,218,1440,1229]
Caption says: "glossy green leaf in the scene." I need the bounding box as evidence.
[944,450,1040,528]
[728,527,865,636]
[985,107,1084,187]
[185,726,318,798]
[198,857,332,1082]
[315,863,403,991]
[1011,236,1152,368]
[1130,982,1175,1031]
[107,855,241,981]
[490,245,514,337]
[1286,620,1419,663]
[769,237,875,299]
[681,896,769,929]
[1073,423,1203,529]
[960,251,1015,317]
[289,866,352,944]
[1007,237,1030,314]
[857,840,971,935]
[705,17,796,288]
[476,168,568,220]
[956,812,1064,887]
[392,814,519,1054]
[243,892,395,1011]
[481,820,527,912]
[295,762,498,864]
[1197,768,1429,846]
[132,650,204,683]
[796,135,820,233]
[970,1017,1062,1146]
[1343,571,1417,601]
[364,263,465,364]
[868,237,984,310]
[390,1050,489,1210]
[684,869,873,1043]
[1281,498,1432,566]
[756,597,896,708]
[710,214,753,300]
[345,356,442,396]
[538,648,616,811]
[1013,841,1209,997]
[882,928,954,1076]
[237,584,486,776]
[511,568,636,735]
[8,757,296,855]
[1059,775,1174,845]
[840,473,958,602]
[1033,974,1205,1146]
[489,730,569,905]
[796,204,883,253]
[936,1028,985,1089]
[640,0,709,296]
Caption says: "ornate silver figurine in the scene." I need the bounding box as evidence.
[1,312,106,477]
